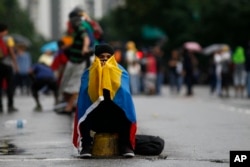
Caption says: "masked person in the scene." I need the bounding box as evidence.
[73,44,137,158]
[59,16,91,113]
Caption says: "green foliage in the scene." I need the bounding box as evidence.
[0,0,46,62]
[100,0,250,51]
[99,0,250,84]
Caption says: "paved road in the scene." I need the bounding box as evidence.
[0,86,250,167]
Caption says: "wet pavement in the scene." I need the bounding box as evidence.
[0,86,250,167]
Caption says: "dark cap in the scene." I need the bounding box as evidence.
[94,44,114,56]
[69,7,84,18]
[70,16,82,28]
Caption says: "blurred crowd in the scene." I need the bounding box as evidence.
[1,7,250,113]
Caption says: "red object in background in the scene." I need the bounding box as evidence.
[66,21,74,35]
[114,50,122,63]
[146,53,157,74]
[0,38,9,56]
[51,51,68,71]
[1,79,7,90]
[136,51,144,59]
[51,51,68,86]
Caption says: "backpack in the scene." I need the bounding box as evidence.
[88,20,103,41]
[135,134,165,155]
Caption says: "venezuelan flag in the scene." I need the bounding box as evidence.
[73,56,137,149]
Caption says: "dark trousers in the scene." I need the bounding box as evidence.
[0,63,15,109]
[31,78,58,105]
[80,89,131,148]
[185,74,194,95]
[15,73,31,95]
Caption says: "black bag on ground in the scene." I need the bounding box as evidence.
[135,134,165,155]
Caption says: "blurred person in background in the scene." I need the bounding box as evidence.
[113,45,123,64]
[125,41,138,69]
[60,15,91,113]
[168,49,183,94]
[220,46,232,97]
[50,39,70,104]
[143,48,157,95]
[245,41,250,98]
[125,41,141,95]
[0,23,18,112]
[208,55,217,95]
[153,46,165,95]
[182,48,198,96]
[127,58,141,95]
[29,59,59,111]
[38,47,56,95]
[38,49,55,68]
[15,44,32,96]
[232,46,246,98]
[213,50,223,97]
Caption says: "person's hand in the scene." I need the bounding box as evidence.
[98,54,112,66]
[12,62,19,73]
[82,47,89,55]
[100,60,106,66]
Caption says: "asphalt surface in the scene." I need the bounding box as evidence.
[0,86,250,167]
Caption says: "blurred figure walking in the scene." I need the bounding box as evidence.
[220,46,232,97]
[213,50,223,96]
[232,46,246,98]
[168,49,183,94]
[125,41,141,95]
[60,15,91,113]
[182,49,198,96]
[143,48,157,95]
[245,41,250,98]
[153,46,165,95]
[29,60,59,111]
[15,44,32,95]
[0,23,18,112]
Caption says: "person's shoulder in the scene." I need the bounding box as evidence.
[3,35,15,47]
[31,63,39,69]
[81,68,90,79]
[118,64,128,73]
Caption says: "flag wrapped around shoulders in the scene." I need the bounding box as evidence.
[73,56,137,149]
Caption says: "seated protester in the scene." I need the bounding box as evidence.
[29,59,59,111]
[73,44,137,158]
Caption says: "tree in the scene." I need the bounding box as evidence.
[100,0,250,50]
[99,0,250,84]
[0,0,46,61]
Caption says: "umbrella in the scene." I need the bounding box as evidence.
[183,41,202,52]
[11,34,31,47]
[202,44,229,55]
[41,41,59,53]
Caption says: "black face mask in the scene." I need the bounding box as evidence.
[70,17,81,30]
[72,23,80,30]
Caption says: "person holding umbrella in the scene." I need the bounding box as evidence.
[182,42,200,96]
